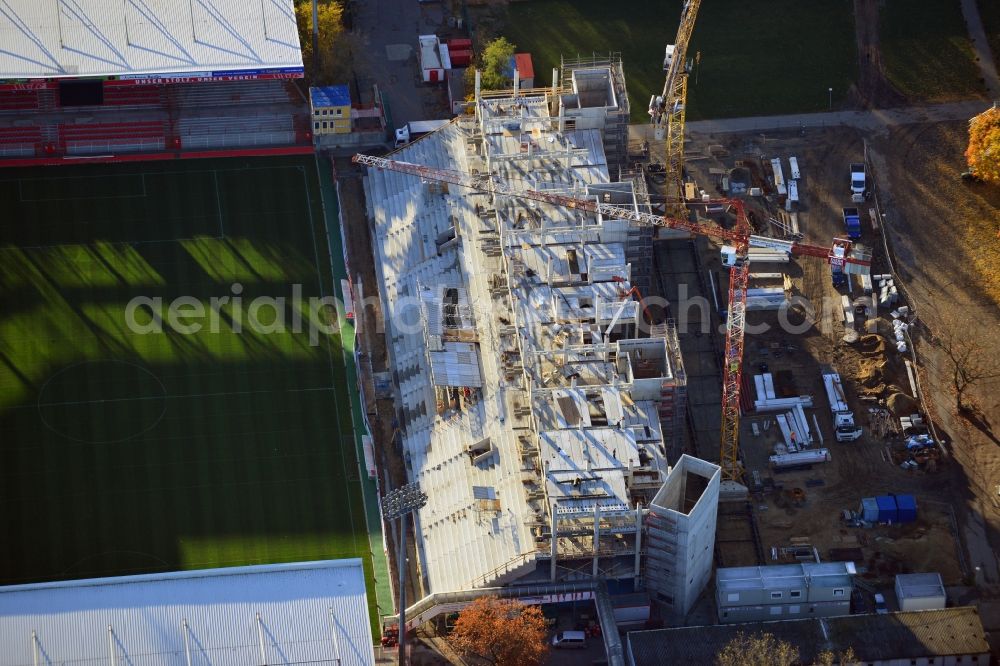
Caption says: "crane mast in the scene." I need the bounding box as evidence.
[652,0,702,211]
[353,154,870,491]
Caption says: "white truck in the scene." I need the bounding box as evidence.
[394,119,450,147]
[823,370,863,442]
[850,162,866,202]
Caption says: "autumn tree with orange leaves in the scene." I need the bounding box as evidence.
[449,596,549,666]
[965,105,1000,183]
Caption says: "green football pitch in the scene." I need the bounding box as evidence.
[0,157,374,608]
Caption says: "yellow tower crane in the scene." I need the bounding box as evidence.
[650,0,702,216]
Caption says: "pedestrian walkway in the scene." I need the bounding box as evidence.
[959,0,1000,99]
[629,100,995,140]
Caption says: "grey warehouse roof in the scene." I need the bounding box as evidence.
[0,0,302,80]
[0,559,374,666]
[716,561,856,593]
[626,607,990,665]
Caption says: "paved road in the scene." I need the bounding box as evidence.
[628,100,995,140]
[959,0,1000,100]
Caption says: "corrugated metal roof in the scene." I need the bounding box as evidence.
[429,342,483,387]
[311,85,351,108]
[0,0,302,80]
[0,560,374,666]
[896,572,945,599]
[717,562,856,593]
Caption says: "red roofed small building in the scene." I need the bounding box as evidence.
[513,53,534,88]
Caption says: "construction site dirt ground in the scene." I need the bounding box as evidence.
[673,125,980,595]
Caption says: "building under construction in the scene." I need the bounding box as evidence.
[362,56,719,617]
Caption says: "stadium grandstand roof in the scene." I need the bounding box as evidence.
[0,0,303,82]
[0,559,374,666]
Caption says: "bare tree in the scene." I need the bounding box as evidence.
[934,318,1000,413]
[715,632,798,666]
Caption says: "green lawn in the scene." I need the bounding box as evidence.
[880,0,987,101]
[977,0,1000,75]
[502,0,857,121]
[0,158,374,622]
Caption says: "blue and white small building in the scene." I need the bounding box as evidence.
[0,559,375,666]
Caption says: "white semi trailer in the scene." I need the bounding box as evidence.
[823,371,863,442]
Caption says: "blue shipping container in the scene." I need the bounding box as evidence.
[895,494,917,523]
[876,495,898,523]
[860,497,879,522]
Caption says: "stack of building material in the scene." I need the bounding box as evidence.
[860,273,873,294]
[753,373,814,411]
[892,319,909,353]
[891,307,911,353]
[746,287,787,310]
[769,448,830,470]
[841,294,855,328]
[873,274,898,307]
[899,413,924,433]
[785,179,799,211]
[770,158,786,195]
[775,404,814,448]
[754,373,814,449]
[748,247,790,264]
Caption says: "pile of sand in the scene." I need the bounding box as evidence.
[887,392,919,416]
[855,334,887,356]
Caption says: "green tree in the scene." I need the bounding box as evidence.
[716,632,798,666]
[965,106,1000,183]
[479,37,516,91]
[295,1,345,82]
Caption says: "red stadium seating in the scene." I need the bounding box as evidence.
[102,85,165,108]
[59,121,166,154]
[0,90,39,112]
[0,126,42,143]
[60,121,165,140]
[0,79,311,163]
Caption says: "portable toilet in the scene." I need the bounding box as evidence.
[895,494,917,523]
[860,497,879,522]
[876,495,898,523]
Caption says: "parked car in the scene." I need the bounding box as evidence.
[552,630,587,649]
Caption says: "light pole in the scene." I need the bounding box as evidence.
[311,0,319,78]
[828,87,833,110]
[383,483,428,666]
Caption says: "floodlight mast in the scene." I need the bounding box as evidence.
[382,482,428,666]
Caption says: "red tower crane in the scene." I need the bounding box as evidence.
[353,154,871,495]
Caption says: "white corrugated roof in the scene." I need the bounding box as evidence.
[896,573,945,599]
[0,0,302,80]
[0,559,374,666]
[429,342,483,387]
